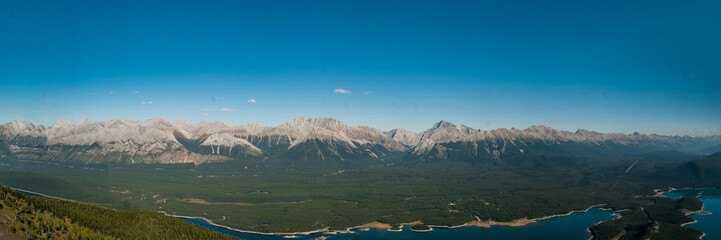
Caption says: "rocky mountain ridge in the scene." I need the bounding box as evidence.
[1,117,719,165]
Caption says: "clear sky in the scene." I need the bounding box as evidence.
[1,0,719,136]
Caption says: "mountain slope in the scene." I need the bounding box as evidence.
[1,118,719,166]
[0,117,410,166]
[408,122,720,162]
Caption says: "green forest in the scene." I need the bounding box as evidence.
[0,151,719,239]
[0,184,239,239]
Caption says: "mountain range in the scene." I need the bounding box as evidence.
[1,117,719,166]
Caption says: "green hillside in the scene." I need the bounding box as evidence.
[0,185,239,240]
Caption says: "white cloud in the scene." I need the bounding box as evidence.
[364,91,373,95]
[334,89,352,94]
[141,101,153,105]
[201,108,209,111]
[247,99,256,104]
[108,91,114,95]
[203,113,209,117]
[134,90,139,94]
[220,108,237,112]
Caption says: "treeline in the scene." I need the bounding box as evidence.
[0,184,240,240]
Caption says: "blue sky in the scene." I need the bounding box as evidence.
[1,0,719,136]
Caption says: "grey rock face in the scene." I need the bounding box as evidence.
[1,118,719,164]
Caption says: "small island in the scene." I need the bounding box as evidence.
[411,224,432,232]
[389,224,402,232]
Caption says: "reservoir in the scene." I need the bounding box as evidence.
[181,207,615,240]
[664,188,721,240]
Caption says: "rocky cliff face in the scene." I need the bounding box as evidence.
[1,118,719,165]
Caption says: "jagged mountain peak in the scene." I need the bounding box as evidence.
[1,120,43,138]
[141,118,181,132]
[10,120,36,130]
[525,125,553,132]
[144,117,173,125]
[77,118,96,125]
[523,125,561,137]
[276,117,349,137]
[50,119,73,129]
[268,117,407,151]
[433,120,456,129]
[387,128,418,136]
[385,128,421,147]
[421,121,477,141]
[430,120,476,133]
[282,117,345,128]
[106,119,141,128]
[575,129,600,136]
[147,116,170,122]
[173,120,190,127]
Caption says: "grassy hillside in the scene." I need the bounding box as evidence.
[0,184,239,240]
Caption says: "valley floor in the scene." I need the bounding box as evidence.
[0,154,718,239]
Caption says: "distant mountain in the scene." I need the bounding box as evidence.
[699,143,721,155]
[650,158,721,187]
[406,121,720,162]
[1,118,719,166]
[384,128,421,147]
[0,117,406,166]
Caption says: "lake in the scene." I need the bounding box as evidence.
[664,188,721,240]
[180,207,615,240]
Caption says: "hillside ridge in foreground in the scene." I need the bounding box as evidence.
[0,184,239,240]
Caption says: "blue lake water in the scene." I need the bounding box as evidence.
[664,188,721,240]
[181,207,616,240]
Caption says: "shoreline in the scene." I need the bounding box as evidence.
[410,227,433,233]
[166,203,610,236]
[681,219,698,227]
[654,187,713,240]
[655,187,717,198]
[161,212,331,236]
[681,197,708,228]
[10,187,78,202]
